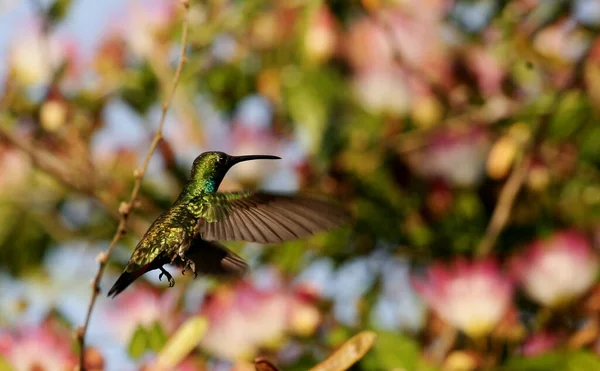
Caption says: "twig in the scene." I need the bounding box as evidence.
[475,122,546,258]
[0,124,95,194]
[75,1,191,369]
[0,123,150,236]
[475,52,589,257]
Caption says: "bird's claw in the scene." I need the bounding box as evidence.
[158,267,175,288]
[181,259,197,279]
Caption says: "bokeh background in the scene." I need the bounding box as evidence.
[1,0,600,370]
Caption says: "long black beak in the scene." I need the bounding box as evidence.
[229,154,281,166]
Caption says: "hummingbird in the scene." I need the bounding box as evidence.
[107,151,348,298]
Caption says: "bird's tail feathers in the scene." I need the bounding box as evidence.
[107,264,151,298]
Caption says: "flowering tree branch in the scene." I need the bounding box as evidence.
[75,0,191,369]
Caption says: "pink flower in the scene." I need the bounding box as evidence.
[345,7,452,83]
[122,0,176,58]
[345,17,393,71]
[413,258,513,337]
[407,126,491,187]
[0,321,77,371]
[0,144,31,193]
[199,278,320,361]
[464,46,506,97]
[304,5,339,63]
[533,19,589,63]
[104,284,180,343]
[521,331,563,357]
[353,67,411,117]
[510,230,599,308]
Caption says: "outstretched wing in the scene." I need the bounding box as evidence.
[196,192,349,243]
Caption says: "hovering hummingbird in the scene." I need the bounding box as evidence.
[107,151,348,298]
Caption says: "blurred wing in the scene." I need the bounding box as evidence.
[181,240,248,276]
[197,192,349,243]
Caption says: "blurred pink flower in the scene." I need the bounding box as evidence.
[464,46,506,96]
[413,258,513,337]
[353,67,411,117]
[533,18,590,63]
[123,0,176,58]
[104,284,180,343]
[510,230,599,308]
[304,5,339,63]
[345,7,452,83]
[199,279,320,361]
[345,17,393,71]
[521,331,562,357]
[0,322,77,371]
[408,126,491,187]
[0,144,31,193]
[8,22,80,86]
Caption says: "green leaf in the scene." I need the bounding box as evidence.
[566,351,600,370]
[147,322,168,353]
[0,355,15,371]
[360,331,426,371]
[47,0,72,23]
[549,91,589,140]
[503,353,565,371]
[128,325,149,360]
[580,124,600,164]
[502,350,600,371]
[154,316,208,369]
[285,67,343,154]
[120,65,159,114]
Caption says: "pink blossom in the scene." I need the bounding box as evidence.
[345,17,393,71]
[464,46,506,96]
[0,322,77,371]
[304,5,339,63]
[0,144,31,193]
[199,279,320,361]
[413,258,513,337]
[533,19,589,63]
[510,230,599,307]
[353,67,411,117]
[408,126,491,187]
[521,331,563,357]
[104,284,180,343]
[344,7,452,82]
[123,0,177,58]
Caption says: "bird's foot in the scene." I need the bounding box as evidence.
[181,259,197,279]
[158,266,175,288]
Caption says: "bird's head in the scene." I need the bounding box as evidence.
[188,151,280,193]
